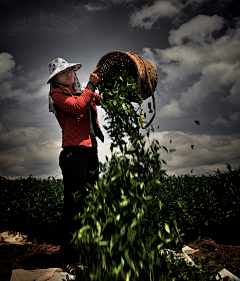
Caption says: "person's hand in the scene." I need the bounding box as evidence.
[89,67,101,85]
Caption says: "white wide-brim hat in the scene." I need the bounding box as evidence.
[47,58,82,84]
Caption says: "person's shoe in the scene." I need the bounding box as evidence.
[62,261,88,275]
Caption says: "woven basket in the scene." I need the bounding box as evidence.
[96,51,157,129]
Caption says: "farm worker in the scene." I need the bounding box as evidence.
[47,58,104,274]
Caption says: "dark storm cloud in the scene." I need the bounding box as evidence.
[0,0,239,178]
[129,0,238,30]
[0,1,88,35]
[147,131,240,175]
[138,15,240,133]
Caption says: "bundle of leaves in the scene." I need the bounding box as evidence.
[98,67,143,148]
[70,68,221,280]
[98,65,138,102]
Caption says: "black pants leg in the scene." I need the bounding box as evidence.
[59,146,99,264]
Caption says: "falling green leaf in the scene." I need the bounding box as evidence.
[165,223,170,234]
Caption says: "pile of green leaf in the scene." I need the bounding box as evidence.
[98,66,140,103]
[98,67,143,148]
[70,67,222,280]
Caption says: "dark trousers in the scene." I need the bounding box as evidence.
[59,146,99,264]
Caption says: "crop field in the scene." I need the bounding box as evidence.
[2,164,239,246]
[1,165,239,280]
[0,167,238,237]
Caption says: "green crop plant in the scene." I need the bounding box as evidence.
[0,175,64,243]
[70,67,221,280]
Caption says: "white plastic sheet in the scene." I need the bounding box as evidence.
[216,268,240,281]
[0,232,30,245]
[10,268,75,281]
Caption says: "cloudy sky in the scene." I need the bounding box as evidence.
[0,0,239,179]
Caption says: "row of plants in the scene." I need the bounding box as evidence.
[0,175,64,240]
[1,166,239,241]
[149,164,240,246]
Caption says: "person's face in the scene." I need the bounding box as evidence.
[55,67,74,88]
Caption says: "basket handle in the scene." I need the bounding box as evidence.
[140,94,156,129]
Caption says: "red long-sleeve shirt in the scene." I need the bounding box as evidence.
[50,87,104,148]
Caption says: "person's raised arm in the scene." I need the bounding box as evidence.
[50,67,102,114]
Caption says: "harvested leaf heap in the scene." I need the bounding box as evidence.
[71,67,220,280]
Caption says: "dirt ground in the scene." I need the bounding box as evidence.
[188,237,240,278]
[0,237,239,281]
